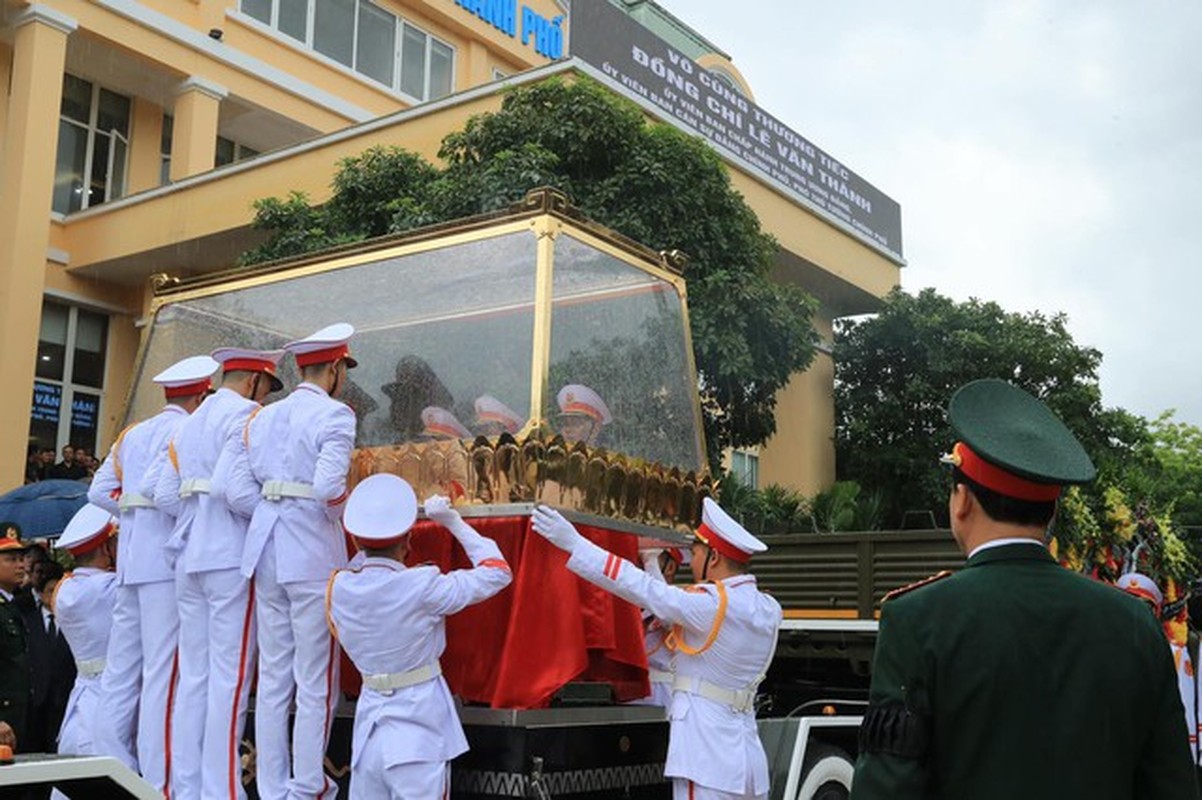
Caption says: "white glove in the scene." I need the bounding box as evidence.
[423,495,461,527]
[531,505,585,552]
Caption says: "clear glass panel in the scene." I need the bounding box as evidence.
[97,89,130,136]
[242,0,272,24]
[89,134,110,209]
[161,114,173,156]
[215,136,235,167]
[400,23,427,99]
[314,0,355,66]
[127,230,539,444]
[356,1,396,86]
[279,0,308,41]
[238,145,260,161]
[71,310,108,388]
[37,303,69,382]
[546,234,702,471]
[30,382,62,451]
[429,39,454,99]
[110,135,128,200]
[60,74,92,125]
[53,121,88,215]
[69,391,101,454]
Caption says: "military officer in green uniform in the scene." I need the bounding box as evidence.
[851,379,1200,800]
[0,523,31,752]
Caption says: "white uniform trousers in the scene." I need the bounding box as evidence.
[350,749,450,800]
[673,778,766,800]
[173,566,257,800]
[95,584,141,772]
[51,674,103,800]
[135,579,181,794]
[254,536,341,800]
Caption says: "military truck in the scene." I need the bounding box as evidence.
[119,190,962,799]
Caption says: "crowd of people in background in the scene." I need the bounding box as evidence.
[23,444,98,484]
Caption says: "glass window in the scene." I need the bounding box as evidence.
[37,303,69,382]
[53,122,88,214]
[215,136,235,168]
[60,75,92,124]
[242,0,272,24]
[400,23,427,99]
[97,89,130,136]
[731,450,759,489]
[314,0,355,67]
[161,114,173,185]
[279,0,308,42]
[29,302,109,456]
[357,1,396,86]
[429,39,454,99]
[72,309,108,388]
[53,76,130,213]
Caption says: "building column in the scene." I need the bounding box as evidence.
[464,40,492,90]
[169,77,226,181]
[0,5,76,491]
[128,98,165,193]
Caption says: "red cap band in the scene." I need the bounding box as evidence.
[695,522,751,563]
[67,521,116,557]
[163,378,212,399]
[295,344,350,368]
[561,402,602,421]
[222,358,277,376]
[953,442,1061,502]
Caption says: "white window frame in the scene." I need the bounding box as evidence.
[55,77,131,214]
[237,0,456,101]
[730,449,760,489]
[33,301,109,456]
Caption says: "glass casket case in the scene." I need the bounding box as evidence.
[128,192,712,537]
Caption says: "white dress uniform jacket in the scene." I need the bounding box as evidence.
[88,404,190,788]
[327,537,511,797]
[157,386,262,800]
[52,567,118,758]
[223,382,354,582]
[216,381,354,800]
[566,541,781,797]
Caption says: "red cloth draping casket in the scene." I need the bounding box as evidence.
[339,516,650,709]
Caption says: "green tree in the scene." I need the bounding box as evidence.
[241,78,819,466]
[834,288,1153,527]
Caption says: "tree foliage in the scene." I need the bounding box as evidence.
[241,78,819,465]
[834,288,1155,527]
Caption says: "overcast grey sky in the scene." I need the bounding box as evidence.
[653,0,1202,427]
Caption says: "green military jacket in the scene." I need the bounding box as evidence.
[0,592,29,746]
[851,542,1200,800]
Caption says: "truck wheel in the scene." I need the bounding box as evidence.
[795,743,854,800]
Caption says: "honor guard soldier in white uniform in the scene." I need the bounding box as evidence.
[219,324,357,800]
[157,347,284,800]
[533,499,782,800]
[474,395,524,436]
[326,474,512,799]
[631,547,686,709]
[556,384,611,446]
[89,354,218,792]
[49,504,119,800]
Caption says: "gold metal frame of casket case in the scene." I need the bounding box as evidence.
[134,188,710,542]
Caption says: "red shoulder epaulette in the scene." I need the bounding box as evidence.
[882,570,953,603]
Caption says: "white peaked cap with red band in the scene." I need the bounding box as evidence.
[58,503,117,556]
[475,395,524,434]
[211,347,287,391]
[342,473,417,547]
[557,384,612,425]
[422,406,472,439]
[1118,571,1164,609]
[154,355,220,398]
[284,323,358,369]
[695,497,767,564]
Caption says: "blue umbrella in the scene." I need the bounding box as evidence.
[0,479,91,540]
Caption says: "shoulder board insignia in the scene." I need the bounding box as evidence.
[883,570,953,603]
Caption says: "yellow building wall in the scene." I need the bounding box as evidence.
[757,315,836,495]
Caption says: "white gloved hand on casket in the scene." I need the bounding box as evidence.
[531,505,585,552]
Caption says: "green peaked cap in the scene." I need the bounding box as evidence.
[947,379,1097,486]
